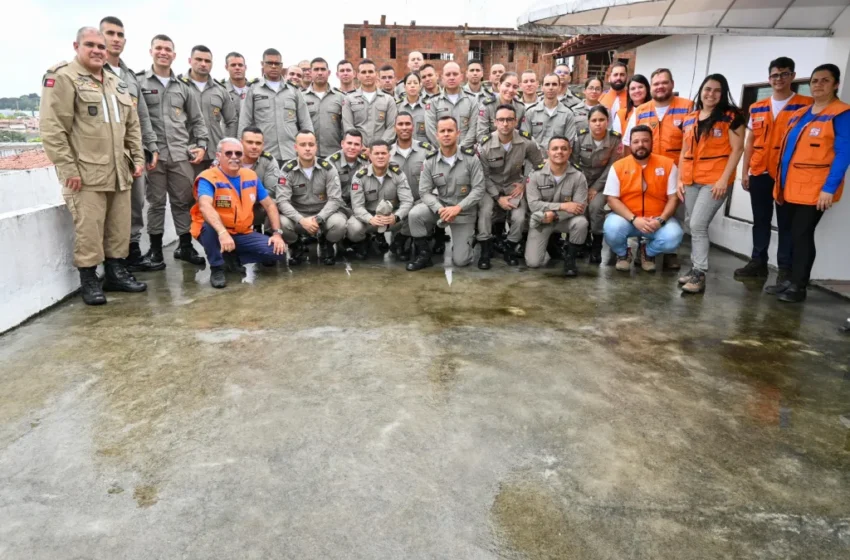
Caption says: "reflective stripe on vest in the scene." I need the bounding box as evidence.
[635,97,694,161]
[190,167,259,238]
[612,153,675,218]
[749,94,813,178]
[680,110,737,186]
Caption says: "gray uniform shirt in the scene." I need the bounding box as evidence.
[341,89,397,147]
[250,152,282,197]
[525,100,578,151]
[224,78,256,124]
[351,164,414,223]
[463,84,495,106]
[138,68,209,162]
[570,128,625,192]
[390,141,436,201]
[526,162,588,217]
[477,97,527,144]
[180,73,237,160]
[425,90,478,149]
[238,79,313,161]
[328,150,370,206]
[106,60,157,154]
[478,130,544,198]
[419,148,486,224]
[303,86,345,158]
[559,90,582,110]
[397,98,428,143]
[277,158,343,221]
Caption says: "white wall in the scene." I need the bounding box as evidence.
[634,16,850,281]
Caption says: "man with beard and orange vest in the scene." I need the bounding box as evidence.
[623,68,693,270]
[599,62,628,118]
[191,137,288,289]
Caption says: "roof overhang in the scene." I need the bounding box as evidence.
[518,0,849,38]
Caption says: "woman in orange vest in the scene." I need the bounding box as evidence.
[612,74,651,139]
[773,63,850,302]
[676,74,746,293]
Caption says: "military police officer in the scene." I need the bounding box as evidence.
[342,59,398,147]
[222,52,255,124]
[525,73,578,149]
[328,130,370,218]
[425,62,477,150]
[463,59,492,104]
[395,51,423,99]
[303,57,345,158]
[240,126,282,230]
[477,72,527,143]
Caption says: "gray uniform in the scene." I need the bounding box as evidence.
[425,90,478,149]
[105,61,157,245]
[397,98,428,143]
[391,141,436,236]
[559,90,582,110]
[341,88,397,147]
[571,102,598,134]
[137,68,209,236]
[477,96,527,144]
[327,150,370,217]
[409,147,485,267]
[276,158,346,243]
[477,130,544,243]
[303,86,345,158]
[463,84,495,106]
[571,128,624,235]
[525,100,578,151]
[237,79,313,162]
[223,78,256,124]
[347,164,414,242]
[524,162,589,267]
[250,151,283,229]
[180,73,237,174]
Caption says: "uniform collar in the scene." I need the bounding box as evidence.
[366,164,389,178]
[304,84,334,96]
[355,87,385,98]
[400,98,422,109]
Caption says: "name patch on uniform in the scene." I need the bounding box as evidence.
[655,167,665,176]
[809,128,821,137]
[143,89,158,95]
[215,195,232,208]
[712,128,722,137]
[44,78,55,88]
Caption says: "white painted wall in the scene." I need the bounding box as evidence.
[634,14,850,280]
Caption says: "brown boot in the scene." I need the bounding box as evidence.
[615,248,632,272]
[639,244,656,272]
[663,253,681,270]
[681,270,706,293]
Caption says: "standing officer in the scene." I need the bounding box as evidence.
[277,130,346,265]
[484,64,506,92]
[238,48,313,166]
[303,57,345,158]
[138,34,209,267]
[240,126,282,230]
[476,104,544,269]
[342,59,398,147]
[555,64,581,109]
[406,116,486,271]
[286,66,304,89]
[425,62,477,149]
[525,136,589,276]
[41,27,147,305]
[223,52,256,124]
[419,64,442,100]
[347,140,414,258]
[525,73,578,151]
[463,59,492,104]
[337,59,357,94]
[328,130,370,218]
[379,65,397,97]
[395,51,423,98]
[298,60,312,90]
[99,16,161,273]
[180,45,237,177]
[519,70,541,107]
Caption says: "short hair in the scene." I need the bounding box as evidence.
[241,126,263,138]
[499,71,518,84]
[343,129,363,140]
[542,73,560,84]
[395,111,413,122]
[548,135,572,148]
[437,115,458,128]
[495,104,517,117]
[812,63,841,84]
[610,62,628,73]
[225,52,244,64]
[191,45,212,57]
[77,27,103,44]
[467,59,483,70]
[769,57,795,73]
[358,58,376,69]
[630,124,653,141]
[216,137,242,152]
[337,59,353,70]
[99,16,124,28]
[295,129,316,139]
[370,140,391,151]
[421,64,436,73]
[311,57,328,67]
[262,48,281,59]
[151,34,173,47]
[521,69,537,78]
[650,68,673,81]
[588,105,610,120]
[379,64,395,73]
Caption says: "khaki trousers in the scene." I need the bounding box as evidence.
[63,188,131,268]
[146,158,195,236]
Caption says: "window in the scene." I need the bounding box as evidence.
[390,37,397,59]
[360,37,367,58]
[532,47,539,65]
[422,52,454,61]
[508,42,515,63]
[740,79,811,115]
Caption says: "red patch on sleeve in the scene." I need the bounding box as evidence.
[352,184,359,190]
[278,177,286,185]
[526,177,530,183]
[44,78,55,88]
[479,110,485,117]
[425,103,431,110]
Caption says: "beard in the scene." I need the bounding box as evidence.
[610,80,626,91]
[653,90,673,103]
[633,147,650,160]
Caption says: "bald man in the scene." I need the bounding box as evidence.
[425,62,477,149]
[395,51,424,98]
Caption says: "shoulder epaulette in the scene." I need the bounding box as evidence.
[261,151,273,161]
[578,128,589,135]
[482,97,495,105]
[420,142,432,150]
[389,164,401,175]
[46,60,69,73]
[481,135,491,144]
[215,78,225,87]
[356,168,368,178]
[319,159,330,169]
[611,130,621,137]
[179,75,190,84]
[536,162,546,170]
[358,153,370,162]
[426,150,439,159]
[572,163,582,171]
[283,160,296,171]
[249,77,259,85]
[520,130,531,139]
[330,152,341,161]
[461,147,475,156]
[135,69,146,76]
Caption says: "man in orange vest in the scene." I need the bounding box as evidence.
[735,57,813,284]
[191,137,287,288]
[599,62,628,117]
[602,125,683,272]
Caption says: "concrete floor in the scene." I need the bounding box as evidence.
[1,241,849,559]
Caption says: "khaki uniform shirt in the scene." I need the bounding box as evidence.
[390,141,436,200]
[341,88,398,147]
[425,90,478,149]
[526,162,588,218]
[328,150,370,206]
[525,100,578,150]
[419,147,486,224]
[105,60,157,155]
[302,86,345,158]
[477,96,527,144]
[249,151,283,197]
[571,128,625,192]
[350,163,414,223]
[223,78,257,124]
[180,73,237,160]
[40,59,144,192]
[137,67,209,162]
[237,79,313,161]
[478,130,544,198]
[277,158,342,221]
[397,98,428,143]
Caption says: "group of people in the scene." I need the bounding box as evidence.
[40,18,848,306]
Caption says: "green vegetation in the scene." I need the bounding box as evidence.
[0,131,27,142]
[0,94,40,112]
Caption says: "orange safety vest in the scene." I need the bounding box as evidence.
[600,89,627,113]
[748,93,813,178]
[635,97,694,161]
[616,107,631,136]
[680,110,739,187]
[774,99,850,205]
[612,153,675,218]
[190,167,259,238]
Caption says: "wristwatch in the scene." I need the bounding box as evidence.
[273,228,284,236]
[629,216,637,224]
[655,217,666,226]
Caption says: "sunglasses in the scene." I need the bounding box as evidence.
[223,150,243,158]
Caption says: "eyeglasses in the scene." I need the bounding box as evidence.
[769,71,792,80]
[495,117,517,123]
[82,42,107,50]
[263,61,283,67]
[223,150,243,158]
[554,70,569,75]
[585,86,602,92]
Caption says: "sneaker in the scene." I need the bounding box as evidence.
[616,248,632,272]
[678,268,697,285]
[639,244,656,272]
[681,270,706,293]
[734,259,768,278]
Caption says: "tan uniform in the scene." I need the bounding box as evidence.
[524,162,589,267]
[276,158,346,243]
[180,73,237,175]
[224,78,257,124]
[476,96,527,144]
[477,130,544,242]
[237,78,313,162]
[40,59,144,267]
[327,150,370,217]
[425,90,478,149]
[397,98,429,143]
[347,164,414,242]
[341,89,397,147]
[303,86,345,158]
[525,100,578,150]
[571,128,625,235]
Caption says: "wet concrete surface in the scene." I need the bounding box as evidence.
[1,241,849,559]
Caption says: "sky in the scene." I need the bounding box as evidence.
[0,0,536,97]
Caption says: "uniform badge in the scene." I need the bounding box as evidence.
[754,116,765,122]
[131,95,138,108]
[460,186,469,195]
[116,82,128,94]
[175,107,182,117]
[287,110,295,119]
[352,184,359,190]
[418,123,425,133]
[809,127,821,137]
[250,193,256,202]
[377,111,386,122]
[425,104,431,110]
[331,113,339,122]
[278,177,286,185]
[462,117,469,127]
[479,110,485,117]
[43,78,55,88]
[240,92,246,99]
[88,106,98,116]
[712,128,722,137]
[673,119,682,126]
[318,193,326,200]
[649,121,658,129]
[655,167,665,176]
[563,196,572,202]
[213,107,221,116]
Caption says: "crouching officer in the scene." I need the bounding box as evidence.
[525,136,589,276]
[240,126,282,230]
[347,140,414,258]
[407,116,485,271]
[276,130,346,265]
[327,129,370,218]
[40,27,147,305]
[191,138,287,288]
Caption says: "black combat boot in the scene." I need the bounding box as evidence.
[102,258,147,292]
[390,233,411,262]
[563,244,580,277]
[78,266,107,305]
[432,227,447,255]
[352,239,369,260]
[127,241,165,272]
[147,234,165,268]
[503,241,520,266]
[222,252,245,274]
[406,237,433,271]
[173,233,206,266]
[546,233,563,261]
[209,266,227,289]
[764,268,792,295]
[372,234,390,255]
[734,258,768,278]
[321,240,336,265]
[287,241,306,265]
[589,234,603,264]
[478,239,493,270]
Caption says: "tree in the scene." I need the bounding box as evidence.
[0,130,27,142]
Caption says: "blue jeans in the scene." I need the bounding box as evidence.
[748,174,792,270]
[603,214,683,257]
[197,224,287,268]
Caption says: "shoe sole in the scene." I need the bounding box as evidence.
[103,285,147,293]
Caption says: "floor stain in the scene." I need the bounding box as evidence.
[133,485,158,508]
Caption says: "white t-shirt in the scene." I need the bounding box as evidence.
[612,115,624,135]
[375,175,385,185]
[446,93,460,104]
[553,174,565,183]
[107,63,121,76]
[362,90,377,103]
[593,139,603,148]
[313,90,327,100]
[544,105,557,117]
[623,102,671,146]
[441,154,457,167]
[501,142,512,152]
[266,80,281,92]
[747,94,792,128]
[232,85,248,97]
[603,161,679,198]
[396,147,412,158]
[302,166,314,180]
[155,75,170,88]
[191,79,207,92]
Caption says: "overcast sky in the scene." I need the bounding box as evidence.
[1,0,538,97]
